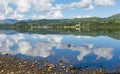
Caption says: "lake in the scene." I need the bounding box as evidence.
[0,30,120,71]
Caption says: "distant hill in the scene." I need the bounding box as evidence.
[0,19,18,25]
[108,13,120,20]
[0,13,120,25]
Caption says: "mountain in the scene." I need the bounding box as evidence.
[108,13,120,20]
[0,19,18,25]
[0,13,120,25]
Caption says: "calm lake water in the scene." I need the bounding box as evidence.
[0,30,120,70]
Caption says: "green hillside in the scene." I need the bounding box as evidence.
[108,13,120,20]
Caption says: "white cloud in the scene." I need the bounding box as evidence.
[0,0,117,20]
[0,0,8,19]
[84,15,92,18]
[71,44,93,61]
[0,34,116,62]
[10,34,25,42]
[0,0,94,20]
[29,42,53,58]
[8,34,63,58]
[32,0,54,12]
[16,0,31,13]
[0,0,14,19]
[94,0,115,6]
[6,41,31,55]
[75,16,82,18]
[56,43,93,61]
[49,11,63,19]
[31,34,46,39]
[75,15,92,18]
[51,0,94,12]
[17,41,32,54]
[51,4,68,11]
[93,47,114,60]
[49,35,63,43]
[11,11,24,20]
[31,15,46,19]
[85,44,93,49]
[0,0,7,13]
[0,39,14,54]
[77,49,91,61]
[5,7,14,15]
[0,14,5,20]
[31,34,63,43]
[69,0,92,8]
[31,11,63,19]
[85,4,94,10]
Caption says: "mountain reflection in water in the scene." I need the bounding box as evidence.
[0,30,120,70]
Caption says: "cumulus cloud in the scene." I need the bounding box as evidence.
[31,34,46,39]
[69,0,92,8]
[17,41,32,54]
[5,7,14,15]
[71,44,93,61]
[0,0,117,19]
[51,4,68,11]
[32,0,54,12]
[16,0,31,13]
[31,11,63,19]
[51,0,94,11]
[94,0,115,6]
[11,11,24,20]
[0,34,93,61]
[0,14,5,20]
[0,0,7,13]
[10,34,25,42]
[8,0,54,13]
[0,34,64,58]
[75,15,82,18]
[0,34,117,62]
[0,0,94,20]
[0,39,14,54]
[48,35,63,43]
[75,15,92,18]
[56,43,70,49]
[12,35,62,58]
[49,11,63,19]
[0,0,14,19]
[93,47,114,60]
[31,34,63,43]
[31,15,46,19]
[27,42,53,58]
[56,43,93,61]
[0,0,8,19]
[85,4,94,10]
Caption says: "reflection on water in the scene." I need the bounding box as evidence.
[0,30,120,70]
[94,47,113,60]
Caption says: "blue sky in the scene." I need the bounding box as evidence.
[0,0,120,20]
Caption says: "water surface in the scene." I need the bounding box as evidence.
[0,30,120,70]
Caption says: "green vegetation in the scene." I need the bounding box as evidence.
[0,13,120,40]
[108,13,120,20]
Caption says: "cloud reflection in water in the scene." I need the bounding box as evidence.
[94,47,114,60]
[0,34,115,61]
